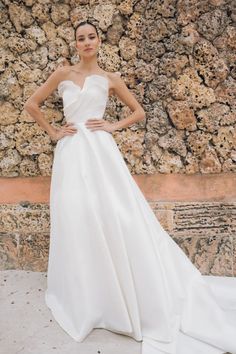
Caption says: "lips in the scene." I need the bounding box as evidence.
[84,48,93,52]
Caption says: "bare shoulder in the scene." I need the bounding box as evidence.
[105,71,125,95]
[24,65,71,106]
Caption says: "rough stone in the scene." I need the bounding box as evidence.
[0,102,19,125]
[194,39,228,89]
[0,149,22,176]
[0,0,235,176]
[171,67,216,109]
[119,37,137,61]
[158,151,183,173]
[107,14,124,45]
[158,128,187,157]
[199,145,222,173]
[197,103,232,133]
[212,126,236,158]
[98,44,121,71]
[32,2,51,24]
[15,123,53,156]
[197,9,228,41]
[19,157,39,176]
[159,53,189,77]
[8,3,34,33]
[51,4,70,25]
[187,131,212,157]
[38,153,53,176]
[93,4,115,31]
[118,0,133,15]
[167,100,197,131]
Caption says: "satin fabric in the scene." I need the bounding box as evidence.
[45,74,236,354]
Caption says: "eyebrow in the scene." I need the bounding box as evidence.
[77,32,96,38]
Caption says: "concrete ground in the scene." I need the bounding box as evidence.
[0,270,141,354]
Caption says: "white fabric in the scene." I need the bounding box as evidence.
[45,74,236,354]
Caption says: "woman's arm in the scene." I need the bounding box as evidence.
[109,73,146,131]
[24,66,77,140]
[85,72,146,133]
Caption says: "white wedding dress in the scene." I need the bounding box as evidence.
[45,74,236,354]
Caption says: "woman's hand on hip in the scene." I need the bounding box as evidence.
[85,118,116,133]
[49,122,78,141]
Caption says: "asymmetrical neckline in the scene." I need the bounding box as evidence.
[58,74,109,92]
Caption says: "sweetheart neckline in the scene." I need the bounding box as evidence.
[58,74,109,92]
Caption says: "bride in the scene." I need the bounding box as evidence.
[24,21,236,354]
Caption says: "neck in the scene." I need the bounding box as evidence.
[75,56,100,74]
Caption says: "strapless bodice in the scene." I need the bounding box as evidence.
[57,74,109,125]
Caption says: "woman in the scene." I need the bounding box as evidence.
[24,21,236,354]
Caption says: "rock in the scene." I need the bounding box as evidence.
[214,25,236,51]
[212,126,235,158]
[185,153,199,174]
[32,2,50,24]
[8,37,37,54]
[93,4,115,31]
[158,128,187,157]
[19,157,39,176]
[0,102,19,125]
[158,151,183,173]
[146,103,170,136]
[0,148,22,176]
[25,26,47,45]
[107,14,124,45]
[159,53,189,77]
[12,61,42,84]
[215,76,236,108]
[179,23,200,49]
[167,100,197,131]
[177,0,213,26]
[119,37,136,61]
[194,39,228,89]
[51,4,70,25]
[21,46,48,71]
[172,67,216,109]
[41,22,57,41]
[197,103,231,133]
[98,43,120,71]
[127,12,143,40]
[118,0,133,15]
[199,146,221,173]
[222,158,236,172]
[38,153,53,176]
[144,19,169,42]
[0,132,15,150]
[113,128,145,173]
[48,38,69,60]
[197,9,228,41]
[8,3,34,33]
[70,7,89,28]
[137,40,165,62]
[155,0,176,18]
[15,123,53,156]
[187,131,212,157]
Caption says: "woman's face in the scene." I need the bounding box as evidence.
[76,24,100,58]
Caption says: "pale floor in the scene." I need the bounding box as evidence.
[0,270,141,354]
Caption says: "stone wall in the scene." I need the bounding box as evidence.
[0,0,236,176]
[1,200,235,275]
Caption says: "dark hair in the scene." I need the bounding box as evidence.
[75,21,99,38]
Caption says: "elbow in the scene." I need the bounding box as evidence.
[24,100,31,112]
[139,109,146,122]
[24,99,36,113]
